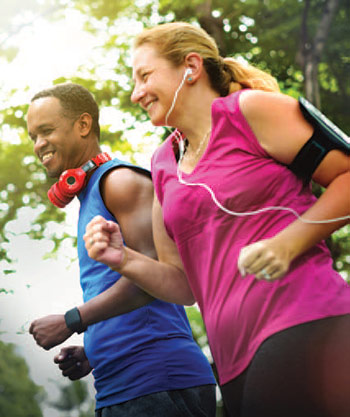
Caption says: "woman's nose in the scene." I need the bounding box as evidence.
[131,85,145,103]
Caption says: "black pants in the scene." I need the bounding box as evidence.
[95,384,216,417]
[221,314,350,417]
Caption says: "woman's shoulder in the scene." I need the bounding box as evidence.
[213,89,296,120]
[239,90,298,121]
[237,90,314,165]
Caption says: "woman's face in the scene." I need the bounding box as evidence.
[131,44,185,127]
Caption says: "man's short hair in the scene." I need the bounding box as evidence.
[31,83,100,139]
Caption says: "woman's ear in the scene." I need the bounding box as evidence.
[184,52,203,83]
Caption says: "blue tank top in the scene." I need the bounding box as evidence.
[77,158,215,409]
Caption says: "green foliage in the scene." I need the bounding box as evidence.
[0,46,19,62]
[186,305,209,350]
[320,0,350,131]
[0,0,39,33]
[0,4,348,414]
[311,183,350,281]
[61,0,350,277]
[50,380,94,417]
[66,0,349,130]
[0,0,66,63]
[0,0,348,278]
[0,135,65,264]
[331,225,350,282]
[0,340,45,416]
[73,0,132,20]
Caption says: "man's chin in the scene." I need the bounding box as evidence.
[46,169,61,179]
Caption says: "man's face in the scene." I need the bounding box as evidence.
[27,97,83,178]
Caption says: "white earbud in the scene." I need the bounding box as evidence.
[184,68,193,80]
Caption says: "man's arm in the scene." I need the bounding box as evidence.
[78,167,157,325]
[30,167,160,350]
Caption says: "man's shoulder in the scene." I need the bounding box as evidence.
[104,164,151,189]
[101,165,153,213]
[105,158,150,175]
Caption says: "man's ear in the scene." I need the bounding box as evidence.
[76,112,93,138]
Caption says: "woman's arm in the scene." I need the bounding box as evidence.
[85,192,195,305]
[238,91,350,280]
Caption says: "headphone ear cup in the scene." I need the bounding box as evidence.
[48,183,74,208]
[47,168,86,208]
[59,168,86,196]
[46,154,112,208]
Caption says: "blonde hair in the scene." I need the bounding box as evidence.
[134,22,280,95]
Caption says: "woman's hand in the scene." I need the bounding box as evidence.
[84,215,127,271]
[237,238,291,281]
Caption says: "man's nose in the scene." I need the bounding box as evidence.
[34,135,48,155]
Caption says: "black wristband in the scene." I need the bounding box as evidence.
[64,307,86,334]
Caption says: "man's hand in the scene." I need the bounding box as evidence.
[29,314,73,350]
[54,346,92,380]
[84,215,127,270]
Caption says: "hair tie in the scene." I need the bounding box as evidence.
[219,57,236,83]
[218,56,226,69]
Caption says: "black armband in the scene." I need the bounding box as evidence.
[64,307,87,334]
[288,97,350,182]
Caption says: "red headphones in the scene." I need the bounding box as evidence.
[48,152,111,208]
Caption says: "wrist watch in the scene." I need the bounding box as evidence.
[64,307,87,334]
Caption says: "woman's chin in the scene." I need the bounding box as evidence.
[150,116,166,127]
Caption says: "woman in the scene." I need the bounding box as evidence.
[85,22,350,417]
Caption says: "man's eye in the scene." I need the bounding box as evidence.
[43,129,53,135]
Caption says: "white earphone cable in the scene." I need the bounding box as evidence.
[167,73,350,225]
[165,69,191,126]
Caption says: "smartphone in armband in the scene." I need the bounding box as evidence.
[288,97,350,182]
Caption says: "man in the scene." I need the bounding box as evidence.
[27,83,216,417]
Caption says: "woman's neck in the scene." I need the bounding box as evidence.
[175,83,219,140]
[176,114,211,148]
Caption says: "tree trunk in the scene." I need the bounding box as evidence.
[196,0,226,55]
[296,0,340,107]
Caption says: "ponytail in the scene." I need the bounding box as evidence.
[135,22,280,96]
[204,56,280,96]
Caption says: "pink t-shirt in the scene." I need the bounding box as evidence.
[151,90,350,385]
